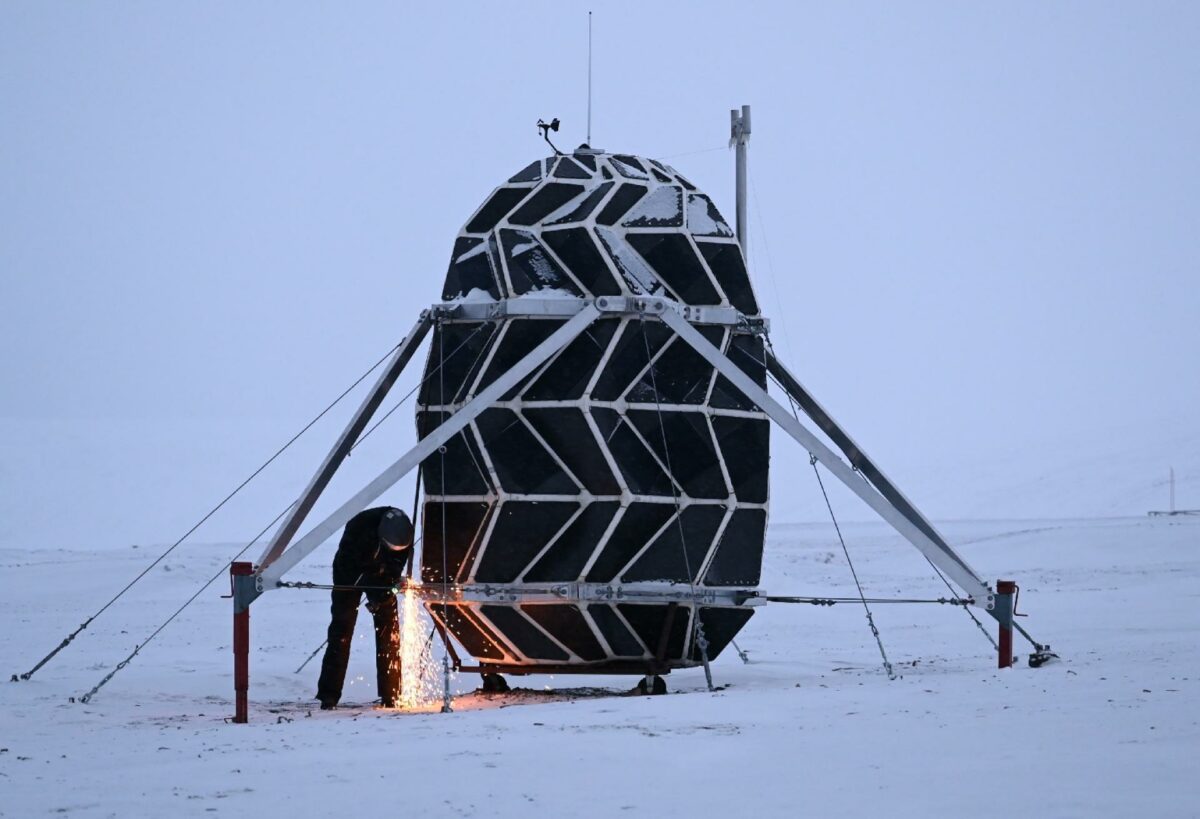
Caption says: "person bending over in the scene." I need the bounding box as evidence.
[316,506,413,709]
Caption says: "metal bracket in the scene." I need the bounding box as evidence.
[231,566,260,615]
[436,295,755,328]
[413,581,760,607]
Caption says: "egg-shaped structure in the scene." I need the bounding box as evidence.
[416,148,769,676]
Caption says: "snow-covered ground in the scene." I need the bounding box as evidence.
[2,515,1197,817]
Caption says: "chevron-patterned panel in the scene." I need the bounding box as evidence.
[417,150,769,672]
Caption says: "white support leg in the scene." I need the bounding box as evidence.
[658,308,993,606]
[257,304,602,588]
[257,312,435,570]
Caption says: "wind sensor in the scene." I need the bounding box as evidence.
[537,118,561,154]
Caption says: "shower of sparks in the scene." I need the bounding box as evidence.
[397,580,442,709]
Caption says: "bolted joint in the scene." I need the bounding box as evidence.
[993,579,1016,669]
[231,562,260,614]
[992,580,1016,627]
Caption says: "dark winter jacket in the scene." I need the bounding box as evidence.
[332,506,410,583]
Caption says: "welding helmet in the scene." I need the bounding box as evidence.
[377,508,414,552]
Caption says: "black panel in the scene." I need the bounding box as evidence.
[480,605,569,661]
[424,155,773,672]
[523,319,619,400]
[625,328,722,405]
[473,501,578,583]
[475,319,566,397]
[523,408,621,495]
[421,501,490,585]
[626,233,721,305]
[619,604,690,659]
[508,161,543,183]
[591,320,671,401]
[587,603,645,656]
[418,321,497,406]
[703,508,766,586]
[621,504,725,583]
[627,410,727,499]
[434,604,508,660]
[686,194,734,238]
[712,416,769,503]
[698,240,758,315]
[466,187,532,234]
[710,334,767,410]
[586,502,674,582]
[671,167,698,191]
[591,408,676,497]
[525,502,620,582]
[612,155,648,179]
[417,411,491,496]
[621,186,683,228]
[688,607,754,661]
[521,604,607,661]
[443,236,502,300]
[553,157,592,179]
[509,183,587,226]
[475,409,578,495]
[595,226,663,295]
[500,228,582,295]
[547,181,613,225]
[596,183,648,226]
[541,228,622,296]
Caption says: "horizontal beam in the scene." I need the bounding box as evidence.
[276,578,759,606]
[437,294,767,331]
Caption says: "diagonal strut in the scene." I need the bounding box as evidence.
[658,307,994,607]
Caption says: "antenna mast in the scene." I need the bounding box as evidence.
[730,104,751,260]
[587,11,593,145]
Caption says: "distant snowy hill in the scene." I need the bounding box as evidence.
[911,412,1199,521]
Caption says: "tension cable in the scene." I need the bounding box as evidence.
[437,315,454,713]
[13,339,406,683]
[639,319,715,691]
[76,320,489,702]
[78,504,294,704]
[756,334,997,654]
[919,554,997,650]
[811,455,897,680]
[766,594,974,606]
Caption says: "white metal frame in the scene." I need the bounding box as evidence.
[252,293,993,613]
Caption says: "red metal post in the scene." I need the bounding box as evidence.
[231,561,253,723]
[996,579,1016,669]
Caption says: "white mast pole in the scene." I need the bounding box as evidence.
[587,11,593,145]
[731,104,751,260]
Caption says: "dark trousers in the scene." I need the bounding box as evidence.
[315,564,401,707]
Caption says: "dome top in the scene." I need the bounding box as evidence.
[441,150,760,314]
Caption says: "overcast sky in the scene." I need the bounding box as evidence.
[2,2,1197,551]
